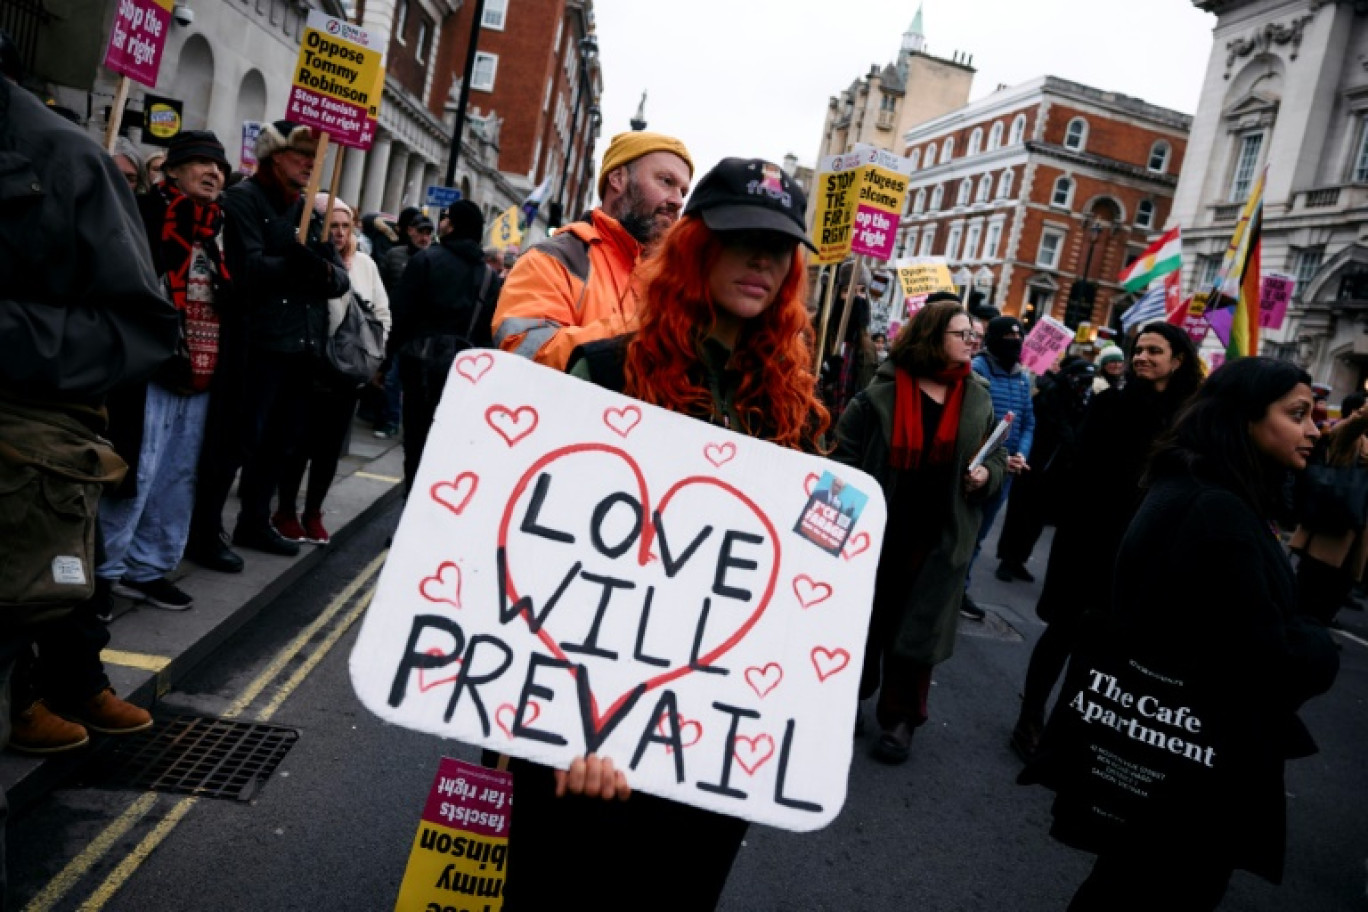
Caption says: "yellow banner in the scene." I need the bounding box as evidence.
[488,205,523,249]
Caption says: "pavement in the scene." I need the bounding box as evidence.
[0,419,406,814]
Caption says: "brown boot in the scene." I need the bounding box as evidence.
[9,700,90,753]
[54,687,152,735]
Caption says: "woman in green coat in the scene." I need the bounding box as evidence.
[833,300,1005,763]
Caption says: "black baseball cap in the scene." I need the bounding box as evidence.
[684,157,816,252]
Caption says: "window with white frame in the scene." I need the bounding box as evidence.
[913,188,926,214]
[471,52,498,91]
[482,0,508,29]
[924,145,936,168]
[416,18,432,63]
[976,175,992,204]
[1136,199,1155,229]
[1037,228,1065,268]
[964,222,983,261]
[1051,175,1073,208]
[1229,132,1263,201]
[393,0,409,43]
[919,225,936,256]
[1148,140,1170,174]
[946,222,964,261]
[998,169,1014,199]
[903,227,919,257]
[553,16,563,53]
[908,148,920,171]
[1353,121,1368,183]
[1064,117,1088,151]
[968,128,983,156]
[1010,113,1026,145]
[930,185,944,211]
[956,179,971,207]
[543,76,553,111]
[942,136,954,160]
[988,121,1003,150]
[1195,254,1221,291]
[983,221,1002,260]
[1291,246,1325,296]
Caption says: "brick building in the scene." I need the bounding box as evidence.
[897,76,1191,331]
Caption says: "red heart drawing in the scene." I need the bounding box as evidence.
[811,646,851,682]
[704,441,736,468]
[486,404,539,446]
[419,562,462,609]
[744,663,784,699]
[603,405,642,438]
[495,701,541,739]
[417,647,463,692]
[498,443,781,733]
[734,734,776,776]
[803,473,819,496]
[454,352,494,385]
[431,472,479,515]
[656,712,703,754]
[792,574,833,609]
[842,532,871,561]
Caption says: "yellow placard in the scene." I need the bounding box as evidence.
[487,205,523,249]
[895,257,955,299]
[811,156,862,265]
[292,13,383,111]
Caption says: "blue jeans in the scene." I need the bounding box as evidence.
[966,474,1013,587]
[98,384,210,582]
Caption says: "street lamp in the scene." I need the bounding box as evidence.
[548,34,598,229]
[1064,213,1112,329]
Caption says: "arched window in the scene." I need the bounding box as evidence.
[1148,141,1170,173]
[988,121,1004,150]
[176,35,215,131]
[1064,117,1088,151]
[998,169,1014,199]
[930,185,944,211]
[908,148,920,171]
[957,179,971,207]
[941,136,954,160]
[1051,175,1073,208]
[976,174,992,203]
[914,188,926,213]
[968,128,983,156]
[924,145,936,168]
[1136,199,1155,229]
[1010,113,1027,145]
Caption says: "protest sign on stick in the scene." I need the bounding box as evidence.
[894,257,955,316]
[102,0,175,151]
[285,11,386,149]
[350,352,886,832]
[1259,273,1294,330]
[810,153,862,266]
[850,147,913,261]
[1019,316,1074,375]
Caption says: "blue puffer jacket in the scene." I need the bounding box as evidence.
[972,352,1035,458]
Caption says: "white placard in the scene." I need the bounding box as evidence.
[349,351,886,831]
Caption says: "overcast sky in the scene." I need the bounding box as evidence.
[588,0,1217,187]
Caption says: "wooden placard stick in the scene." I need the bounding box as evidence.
[812,265,838,372]
[103,75,131,153]
[831,254,866,357]
[323,144,346,229]
[296,130,331,242]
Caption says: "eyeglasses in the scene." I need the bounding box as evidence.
[945,330,982,343]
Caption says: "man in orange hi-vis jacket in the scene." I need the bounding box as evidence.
[492,131,692,370]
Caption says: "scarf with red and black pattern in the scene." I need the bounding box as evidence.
[156,181,229,392]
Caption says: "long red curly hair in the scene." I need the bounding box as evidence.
[622,215,829,451]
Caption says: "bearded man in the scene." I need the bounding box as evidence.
[492,131,692,369]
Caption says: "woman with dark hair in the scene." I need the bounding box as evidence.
[1034,357,1338,911]
[498,157,829,910]
[832,300,1005,763]
[1011,322,1204,759]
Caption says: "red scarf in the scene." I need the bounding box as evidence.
[890,362,971,470]
[158,182,227,392]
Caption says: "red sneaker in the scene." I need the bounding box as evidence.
[302,512,330,545]
[272,511,306,542]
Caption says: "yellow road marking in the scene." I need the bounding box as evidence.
[354,471,402,483]
[99,649,171,673]
[29,550,388,911]
[1333,626,1368,649]
[23,792,158,912]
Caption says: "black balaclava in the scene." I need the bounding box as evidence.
[985,315,1024,368]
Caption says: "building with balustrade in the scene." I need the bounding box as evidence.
[1171,0,1368,396]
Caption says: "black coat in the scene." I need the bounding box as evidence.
[1043,472,1339,882]
[219,175,349,356]
[1034,381,1187,624]
[388,236,497,354]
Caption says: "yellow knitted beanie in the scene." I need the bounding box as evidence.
[596,131,693,198]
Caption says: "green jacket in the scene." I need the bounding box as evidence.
[832,359,1005,665]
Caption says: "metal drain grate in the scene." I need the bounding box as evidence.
[83,715,299,802]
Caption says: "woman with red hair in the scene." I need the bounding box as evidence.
[496,158,827,910]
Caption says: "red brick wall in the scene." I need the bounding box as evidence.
[1045,103,1188,174]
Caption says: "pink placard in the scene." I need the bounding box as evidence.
[102,0,172,88]
[419,757,513,839]
[285,88,373,149]
[851,204,897,260]
[1259,274,1293,330]
[1019,317,1074,375]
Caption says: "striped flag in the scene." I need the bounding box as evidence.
[1205,165,1266,359]
[1121,284,1168,332]
[1118,225,1182,292]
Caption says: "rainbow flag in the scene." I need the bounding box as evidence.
[1205,165,1266,359]
[1118,225,1182,292]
